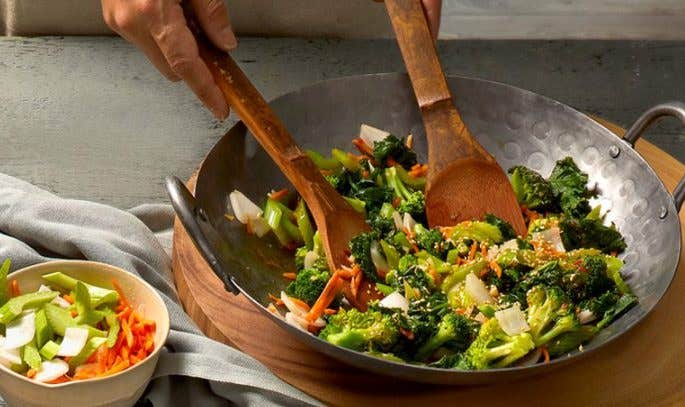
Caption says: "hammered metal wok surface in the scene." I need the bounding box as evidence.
[187,73,681,384]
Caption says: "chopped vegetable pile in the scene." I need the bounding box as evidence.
[0,261,156,383]
[228,124,636,370]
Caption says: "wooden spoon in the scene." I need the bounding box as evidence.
[182,6,380,309]
[384,0,527,236]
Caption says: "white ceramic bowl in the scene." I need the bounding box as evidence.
[0,260,170,407]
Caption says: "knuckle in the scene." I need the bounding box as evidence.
[205,0,226,18]
[111,10,137,32]
[136,0,158,18]
[168,56,195,77]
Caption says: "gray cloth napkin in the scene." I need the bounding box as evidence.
[0,174,321,407]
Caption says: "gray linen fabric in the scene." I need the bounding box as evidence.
[0,173,320,406]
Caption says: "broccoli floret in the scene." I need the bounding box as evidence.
[559,218,627,254]
[349,231,380,282]
[414,224,444,257]
[386,255,434,297]
[563,255,614,303]
[579,290,619,319]
[384,167,426,220]
[372,135,417,168]
[449,221,503,245]
[520,261,565,292]
[389,292,451,354]
[294,246,308,270]
[416,313,479,360]
[319,308,399,351]
[368,215,395,236]
[547,325,598,357]
[508,166,555,211]
[459,318,535,370]
[285,268,330,305]
[525,285,580,346]
[484,213,517,240]
[549,157,593,218]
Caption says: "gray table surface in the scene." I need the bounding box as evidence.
[1,37,684,208]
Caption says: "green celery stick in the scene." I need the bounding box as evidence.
[34,308,53,349]
[103,309,120,348]
[0,259,10,306]
[73,282,105,326]
[68,337,107,368]
[0,291,58,324]
[22,342,42,370]
[294,200,314,250]
[43,303,106,338]
[305,150,342,171]
[39,340,60,360]
[41,272,118,307]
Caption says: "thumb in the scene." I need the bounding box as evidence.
[190,0,237,51]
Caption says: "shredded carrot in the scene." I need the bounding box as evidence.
[70,309,78,318]
[610,251,618,257]
[121,318,134,348]
[111,279,129,308]
[352,138,374,156]
[62,294,74,304]
[408,164,428,178]
[399,327,415,340]
[10,280,20,297]
[26,368,37,378]
[392,196,401,208]
[406,134,414,149]
[46,375,72,384]
[490,261,503,279]
[268,293,285,306]
[402,226,415,240]
[307,271,343,322]
[324,308,338,315]
[361,170,370,179]
[468,242,478,261]
[522,206,540,225]
[289,296,311,311]
[282,272,297,281]
[541,347,550,364]
[268,188,289,201]
[480,243,488,257]
[386,157,399,167]
[350,273,359,299]
[428,267,440,286]
[337,268,355,280]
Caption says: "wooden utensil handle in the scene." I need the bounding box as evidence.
[384,0,492,170]
[183,6,348,215]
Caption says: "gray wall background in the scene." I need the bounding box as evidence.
[2,0,685,39]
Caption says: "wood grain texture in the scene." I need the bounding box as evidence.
[2,38,685,209]
[172,121,685,406]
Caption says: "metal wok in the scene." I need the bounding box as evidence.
[166,73,685,384]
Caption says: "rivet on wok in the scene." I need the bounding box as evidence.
[609,145,620,158]
[197,208,209,222]
[659,206,668,219]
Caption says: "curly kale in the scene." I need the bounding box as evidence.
[563,255,614,303]
[349,231,381,282]
[508,166,555,211]
[484,213,517,240]
[372,134,417,168]
[549,157,593,218]
[414,224,444,257]
[559,218,627,254]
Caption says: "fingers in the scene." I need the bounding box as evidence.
[421,0,442,41]
[123,31,181,81]
[190,0,237,51]
[151,3,229,119]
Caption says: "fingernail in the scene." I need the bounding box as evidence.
[220,27,238,51]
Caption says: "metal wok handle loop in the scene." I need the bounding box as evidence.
[165,176,240,294]
[623,101,685,211]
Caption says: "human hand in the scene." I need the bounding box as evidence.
[101,0,234,119]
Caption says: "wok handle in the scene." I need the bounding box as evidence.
[623,101,685,211]
[165,176,240,295]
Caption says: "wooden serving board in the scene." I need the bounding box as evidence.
[172,120,685,406]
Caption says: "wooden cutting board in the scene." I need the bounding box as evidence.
[171,119,685,406]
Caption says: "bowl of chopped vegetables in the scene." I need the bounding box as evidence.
[0,260,170,407]
[167,73,685,384]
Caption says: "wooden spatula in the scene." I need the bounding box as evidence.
[384,0,527,236]
[182,6,380,309]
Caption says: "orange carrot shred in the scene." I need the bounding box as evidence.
[480,243,488,257]
[268,293,285,306]
[392,196,401,208]
[10,280,20,297]
[468,242,478,261]
[62,294,74,304]
[282,272,297,281]
[289,296,311,311]
[112,279,129,308]
[307,271,343,322]
[268,188,289,201]
[490,261,503,279]
[541,347,550,364]
[26,368,37,378]
[352,138,374,156]
[324,308,337,315]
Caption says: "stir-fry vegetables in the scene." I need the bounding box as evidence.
[0,262,156,383]
[229,124,636,369]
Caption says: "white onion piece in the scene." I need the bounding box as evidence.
[38,284,52,293]
[370,241,389,274]
[392,211,403,231]
[57,327,89,357]
[280,291,308,317]
[247,216,271,237]
[402,212,416,233]
[34,359,69,383]
[0,336,22,367]
[285,311,324,330]
[303,251,320,269]
[284,312,307,331]
[359,124,390,146]
[495,304,530,336]
[514,348,542,367]
[465,273,493,305]
[3,312,36,349]
[578,309,596,324]
[229,190,263,224]
[378,292,409,314]
[51,296,72,308]
[532,227,566,253]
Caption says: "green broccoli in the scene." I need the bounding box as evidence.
[285,268,331,305]
[579,290,620,319]
[385,254,434,297]
[525,285,580,346]
[547,325,598,357]
[349,179,393,214]
[416,313,479,360]
[294,246,308,270]
[520,261,565,292]
[350,231,381,282]
[549,157,593,218]
[563,255,614,303]
[508,166,555,211]
[319,308,399,351]
[372,134,417,168]
[484,213,517,240]
[414,224,444,257]
[384,167,426,219]
[559,217,627,254]
[459,318,535,369]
